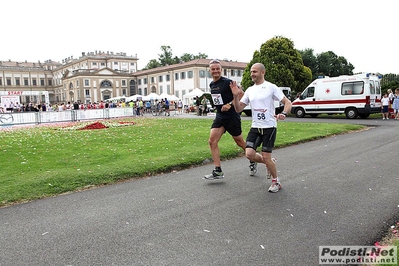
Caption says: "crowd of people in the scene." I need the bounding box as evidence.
[0,98,190,116]
[384,88,399,120]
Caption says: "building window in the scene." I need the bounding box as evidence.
[15,78,20,86]
[160,85,163,94]
[92,62,97,66]
[101,62,105,66]
[175,73,179,80]
[33,79,38,86]
[114,62,118,65]
[84,79,89,86]
[237,70,242,77]
[181,72,186,79]
[122,89,126,95]
[138,79,142,85]
[166,74,170,81]
[7,78,11,85]
[40,78,45,86]
[85,89,90,97]
[0,78,2,85]
[230,69,235,76]
[100,80,112,87]
[48,79,52,86]
[167,85,171,94]
[224,69,227,76]
[151,77,155,83]
[144,78,147,85]
[122,80,126,86]
[130,63,134,66]
[199,70,205,77]
[188,71,193,78]
[159,75,163,82]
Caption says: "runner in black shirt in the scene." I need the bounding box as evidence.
[204,59,257,179]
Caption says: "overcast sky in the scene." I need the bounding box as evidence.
[2,0,397,74]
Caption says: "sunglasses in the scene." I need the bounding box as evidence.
[209,59,221,64]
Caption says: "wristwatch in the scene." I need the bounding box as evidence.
[281,111,287,116]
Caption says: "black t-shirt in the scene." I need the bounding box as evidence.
[209,76,238,118]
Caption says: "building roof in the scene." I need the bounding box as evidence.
[0,59,61,69]
[134,58,248,76]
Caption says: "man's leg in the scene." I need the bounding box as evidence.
[204,127,225,179]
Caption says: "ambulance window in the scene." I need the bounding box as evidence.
[342,81,364,95]
[308,87,314,97]
[301,87,313,99]
[370,81,375,94]
[375,81,381,94]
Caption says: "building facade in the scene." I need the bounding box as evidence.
[1,51,247,107]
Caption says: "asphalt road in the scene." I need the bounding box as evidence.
[0,115,398,266]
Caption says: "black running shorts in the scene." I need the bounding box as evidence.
[211,115,242,137]
[246,127,277,153]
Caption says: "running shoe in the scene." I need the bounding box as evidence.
[266,158,276,179]
[268,179,282,193]
[249,162,257,176]
[204,170,224,180]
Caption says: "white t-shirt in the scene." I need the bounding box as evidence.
[381,97,390,106]
[240,81,285,128]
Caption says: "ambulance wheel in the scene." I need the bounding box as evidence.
[345,108,358,119]
[294,108,306,118]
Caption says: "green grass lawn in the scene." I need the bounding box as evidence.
[0,117,363,206]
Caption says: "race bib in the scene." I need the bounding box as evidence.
[211,93,224,105]
[253,109,267,120]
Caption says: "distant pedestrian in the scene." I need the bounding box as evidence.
[381,93,390,120]
[393,88,399,120]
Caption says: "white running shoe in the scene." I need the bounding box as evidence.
[204,170,224,180]
[266,158,276,179]
[268,179,282,193]
[249,162,257,176]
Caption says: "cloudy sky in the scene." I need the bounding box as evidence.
[2,0,397,74]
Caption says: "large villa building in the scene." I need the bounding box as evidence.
[0,51,247,107]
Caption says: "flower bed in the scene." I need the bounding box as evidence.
[59,120,136,130]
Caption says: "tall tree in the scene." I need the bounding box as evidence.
[143,59,161,70]
[158,45,176,66]
[241,36,312,94]
[316,51,353,77]
[298,48,318,80]
[180,53,194,62]
[143,47,208,69]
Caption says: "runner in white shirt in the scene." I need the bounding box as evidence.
[231,63,292,193]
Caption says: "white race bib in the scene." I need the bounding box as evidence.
[211,93,224,105]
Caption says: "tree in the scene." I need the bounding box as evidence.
[316,51,354,77]
[299,49,354,79]
[180,53,194,62]
[241,36,312,94]
[158,45,177,66]
[144,59,161,70]
[143,47,208,69]
[298,49,318,80]
[381,73,399,93]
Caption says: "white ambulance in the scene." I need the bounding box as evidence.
[291,73,382,119]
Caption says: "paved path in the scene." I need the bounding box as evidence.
[0,117,398,266]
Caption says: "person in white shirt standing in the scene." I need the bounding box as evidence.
[230,63,292,193]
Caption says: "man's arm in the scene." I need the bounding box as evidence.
[229,81,247,113]
[275,96,292,121]
[280,97,292,114]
